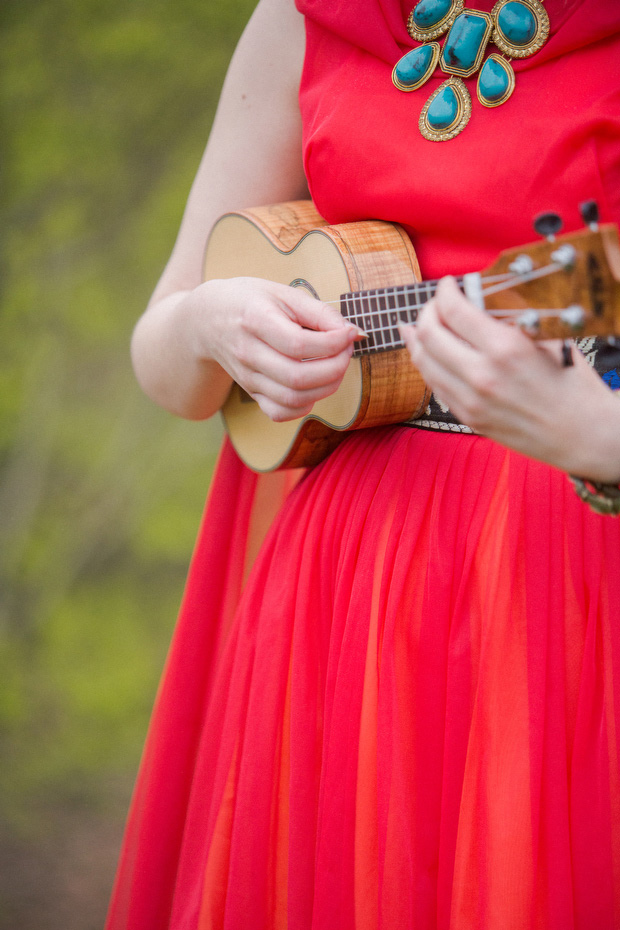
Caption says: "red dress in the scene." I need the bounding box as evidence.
[107,2,620,928]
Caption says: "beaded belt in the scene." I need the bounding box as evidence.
[405,337,620,434]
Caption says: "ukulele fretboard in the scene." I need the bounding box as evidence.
[340,277,466,356]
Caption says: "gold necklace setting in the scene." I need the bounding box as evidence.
[393,0,549,141]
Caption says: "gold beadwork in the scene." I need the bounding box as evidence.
[491,0,550,59]
[439,10,494,78]
[476,53,516,107]
[396,0,549,141]
[392,43,441,92]
[407,0,464,42]
[419,77,472,141]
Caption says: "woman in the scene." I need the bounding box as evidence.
[107,1,620,927]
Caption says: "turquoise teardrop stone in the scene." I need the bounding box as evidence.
[427,84,459,130]
[394,45,435,87]
[412,0,452,29]
[478,57,510,102]
[442,13,490,73]
[497,2,537,46]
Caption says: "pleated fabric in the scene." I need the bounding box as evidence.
[106,1,620,927]
[108,428,620,930]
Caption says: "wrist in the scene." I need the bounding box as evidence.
[179,282,218,365]
[563,389,620,485]
[133,284,232,420]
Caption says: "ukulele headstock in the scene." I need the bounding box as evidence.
[480,215,620,341]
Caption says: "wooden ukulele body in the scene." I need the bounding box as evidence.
[203,201,431,471]
[204,200,620,472]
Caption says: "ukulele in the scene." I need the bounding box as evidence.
[202,200,620,473]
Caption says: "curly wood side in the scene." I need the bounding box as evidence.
[235,200,328,251]
[319,219,431,428]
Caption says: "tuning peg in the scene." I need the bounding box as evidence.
[534,212,563,241]
[550,243,576,269]
[516,309,540,334]
[559,305,586,331]
[508,254,534,275]
[580,200,599,230]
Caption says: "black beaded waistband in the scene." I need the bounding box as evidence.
[404,337,620,435]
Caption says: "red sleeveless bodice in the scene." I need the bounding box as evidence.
[105,6,620,930]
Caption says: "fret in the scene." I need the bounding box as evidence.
[388,291,400,343]
[340,294,353,322]
[345,278,463,358]
[351,292,360,328]
[387,289,396,316]
[388,290,400,351]
[372,293,385,349]
[395,289,407,344]
[377,290,389,336]
[355,292,365,329]
[361,293,377,349]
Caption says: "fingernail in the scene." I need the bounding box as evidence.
[348,325,368,338]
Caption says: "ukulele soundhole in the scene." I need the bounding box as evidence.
[290,277,320,300]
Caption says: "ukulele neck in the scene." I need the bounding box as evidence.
[340,276,480,357]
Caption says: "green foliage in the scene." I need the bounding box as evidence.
[0,0,255,923]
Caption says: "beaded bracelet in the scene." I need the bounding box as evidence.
[569,475,620,516]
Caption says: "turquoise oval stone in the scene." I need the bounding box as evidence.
[478,57,510,102]
[497,2,537,45]
[412,0,452,29]
[427,84,459,130]
[443,12,489,72]
[394,45,435,87]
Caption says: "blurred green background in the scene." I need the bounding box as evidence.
[1,0,255,925]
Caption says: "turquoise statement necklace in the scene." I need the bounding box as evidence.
[393,0,549,141]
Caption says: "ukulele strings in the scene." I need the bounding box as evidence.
[346,307,574,352]
[320,271,516,307]
[480,261,562,297]
[328,261,563,342]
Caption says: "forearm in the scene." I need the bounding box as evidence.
[130,0,310,422]
[131,284,233,421]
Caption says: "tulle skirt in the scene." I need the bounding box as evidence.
[106,426,620,930]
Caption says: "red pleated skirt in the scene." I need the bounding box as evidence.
[106,427,620,930]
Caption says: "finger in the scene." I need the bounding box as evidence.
[252,395,316,423]
[538,338,588,372]
[249,363,350,421]
[245,303,360,360]
[399,324,470,406]
[242,338,352,392]
[249,371,348,417]
[425,283,549,386]
[251,390,313,422]
[408,300,482,381]
[432,277,525,355]
[399,321,420,364]
[275,284,364,334]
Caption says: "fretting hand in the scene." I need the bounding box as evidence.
[400,276,620,483]
[188,277,363,422]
